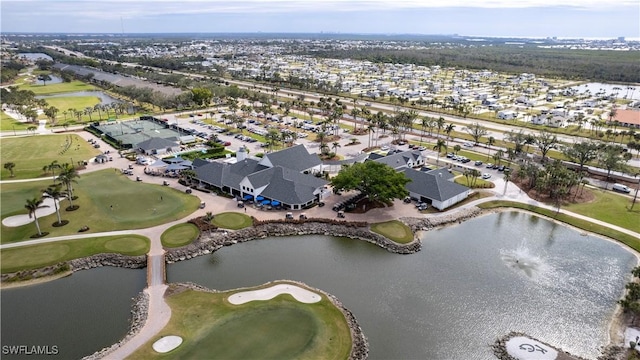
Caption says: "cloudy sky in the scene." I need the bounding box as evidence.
[2,0,639,38]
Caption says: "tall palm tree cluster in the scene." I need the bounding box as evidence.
[23,163,80,237]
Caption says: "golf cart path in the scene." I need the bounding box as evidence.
[2,178,638,358]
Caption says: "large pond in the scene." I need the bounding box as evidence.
[0,267,146,360]
[168,212,637,359]
[34,74,63,85]
[36,91,122,106]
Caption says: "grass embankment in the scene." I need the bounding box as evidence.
[0,112,31,131]
[17,80,95,95]
[0,134,100,180]
[563,189,640,233]
[129,284,352,359]
[161,223,200,248]
[211,212,253,230]
[0,235,150,273]
[454,176,495,188]
[0,170,201,243]
[370,220,414,243]
[40,96,102,115]
[478,201,640,252]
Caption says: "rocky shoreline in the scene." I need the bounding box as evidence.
[0,253,147,285]
[168,280,369,360]
[81,290,149,360]
[165,220,422,263]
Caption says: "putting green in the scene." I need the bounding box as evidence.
[211,212,252,230]
[370,220,414,244]
[0,170,200,243]
[161,223,200,248]
[180,306,316,359]
[129,285,352,360]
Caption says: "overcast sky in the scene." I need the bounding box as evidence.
[2,0,639,38]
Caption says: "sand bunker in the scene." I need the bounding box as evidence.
[228,284,321,305]
[2,197,60,227]
[506,336,558,360]
[152,335,183,353]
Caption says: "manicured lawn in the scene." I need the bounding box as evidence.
[161,223,200,248]
[370,220,414,243]
[17,80,95,95]
[40,96,102,114]
[0,170,201,243]
[0,134,101,180]
[563,188,640,233]
[478,201,640,252]
[211,212,253,230]
[0,112,32,131]
[454,176,495,189]
[0,235,150,273]
[129,284,352,360]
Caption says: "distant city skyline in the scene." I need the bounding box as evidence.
[1,0,639,39]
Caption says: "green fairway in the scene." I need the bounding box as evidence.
[370,220,414,243]
[0,112,31,131]
[0,170,201,243]
[0,134,101,180]
[563,188,640,233]
[161,223,200,248]
[211,212,253,230]
[478,201,640,252]
[0,235,149,273]
[129,284,352,360]
[18,80,95,95]
[41,96,102,114]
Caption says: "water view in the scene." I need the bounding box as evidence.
[168,212,637,359]
[0,267,146,360]
[35,91,123,106]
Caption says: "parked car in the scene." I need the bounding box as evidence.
[380,145,390,151]
[612,183,631,193]
[475,161,483,166]
[482,173,491,179]
[485,163,493,168]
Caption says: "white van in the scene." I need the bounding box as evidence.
[612,183,631,193]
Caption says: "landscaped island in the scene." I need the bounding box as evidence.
[126,281,368,359]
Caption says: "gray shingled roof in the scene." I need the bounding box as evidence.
[401,167,469,201]
[258,166,328,204]
[137,137,177,151]
[370,150,422,170]
[261,144,321,171]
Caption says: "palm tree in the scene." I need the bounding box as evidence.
[47,160,60,184]
[420,117,429,144]
[25,197,48,236]
[4,162,16,177]
[503,170,511,195]
[436,116,445,138]
[331,141,341,154]
[42,185,65,225]
[486,136,495,160]
[444,123,456,147]
[58,163,80,209]
[433,139,447,164]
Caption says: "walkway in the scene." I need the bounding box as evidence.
[1,132,638,359]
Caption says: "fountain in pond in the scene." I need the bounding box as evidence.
[500,241,549,279]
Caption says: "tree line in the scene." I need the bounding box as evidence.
[310,46,640,83]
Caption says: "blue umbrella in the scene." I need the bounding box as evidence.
[243,194,253,200]
[256,196,264,201]
[271,200,281,206]
[262,200,271,205]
